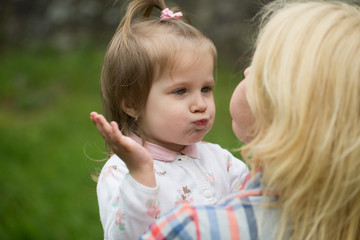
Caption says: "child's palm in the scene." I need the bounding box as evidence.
[90,112,156,187]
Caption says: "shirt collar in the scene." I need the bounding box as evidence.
[130,133,199,162]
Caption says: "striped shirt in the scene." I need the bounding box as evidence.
[141,172,285,240]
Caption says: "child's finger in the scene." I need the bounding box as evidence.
[90,112,105,127]
[91,114,116,142]
[109,121,131,146]
[90,112,135,154]
[109,121,123,141]
[90,111,97,119]
[110,121,120,133]
[109,121,137,151]
[90,112,98,124]
[95,115,112,133]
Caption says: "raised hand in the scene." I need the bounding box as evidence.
[90,112,156,187]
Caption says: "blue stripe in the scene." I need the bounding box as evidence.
[166,213,194,239]
[242,197,258,240]
[204,205,221,240]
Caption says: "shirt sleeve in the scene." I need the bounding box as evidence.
[97,155,161,240]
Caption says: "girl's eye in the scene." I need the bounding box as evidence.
[174,88,186,95]
[201,86,212,93]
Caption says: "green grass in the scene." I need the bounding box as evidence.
[0,46,245,239]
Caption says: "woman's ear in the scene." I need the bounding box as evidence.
[121,101,137,118]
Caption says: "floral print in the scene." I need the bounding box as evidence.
[101,165,118,181]
[174,186,194,205]
[112,196,125,230]
[146,199,161,218]
[206,172,215,187]
[115,209,126,230]
[226,154,232,172]
[230,180,244,193]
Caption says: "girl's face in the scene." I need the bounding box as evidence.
[229,67,254,143]
[138,52,216,152]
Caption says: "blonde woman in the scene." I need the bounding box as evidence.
[141,0,360,239]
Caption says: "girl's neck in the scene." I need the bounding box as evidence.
[130,132,186,153]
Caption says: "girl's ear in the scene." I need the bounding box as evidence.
[121,101,137,118]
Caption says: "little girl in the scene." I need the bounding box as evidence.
[140,1,360,239]
[90,0,249,239]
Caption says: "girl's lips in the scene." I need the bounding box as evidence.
[194,119,208,126]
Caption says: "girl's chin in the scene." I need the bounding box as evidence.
[158,132,208,151]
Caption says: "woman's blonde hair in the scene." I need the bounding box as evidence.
[243,0,360,239]
[100,0,217,138]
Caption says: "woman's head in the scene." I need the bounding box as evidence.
[237,0,360,239]
[100,0,217,138]
[248,0,360,174]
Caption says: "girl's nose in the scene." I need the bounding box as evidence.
[190,94,207,113]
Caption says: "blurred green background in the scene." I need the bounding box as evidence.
[0,0,259,239]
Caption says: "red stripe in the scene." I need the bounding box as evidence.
[240,173,253,190]
[222,189,262,203]
[147,222,164,240]
[176,205,201,240]
[226,205,241,240]
[189,206,201,240]
[148,205,194,239]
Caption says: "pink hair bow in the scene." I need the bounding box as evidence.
[160,8,183,21]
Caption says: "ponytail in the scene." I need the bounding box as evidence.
[118,0,167,39]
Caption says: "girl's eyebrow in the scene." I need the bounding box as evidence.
[162,77,213,91]
[167,78,215,87]
[201,78,216,86]
[206,78,216,84]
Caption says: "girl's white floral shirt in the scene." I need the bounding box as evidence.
[97,134,249,240]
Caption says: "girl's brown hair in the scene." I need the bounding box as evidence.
[100,0,217,139]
